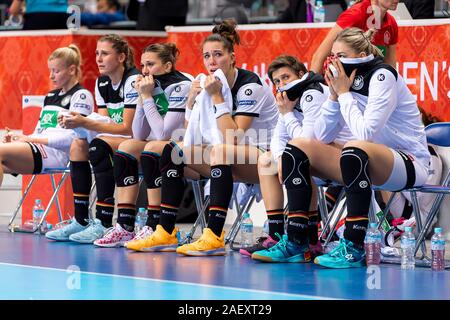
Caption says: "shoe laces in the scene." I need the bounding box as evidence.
[102,225,122,239]
[135,226,152,240]
[328,239,349,259]
[266,233,287,253]
[55,219,74,230]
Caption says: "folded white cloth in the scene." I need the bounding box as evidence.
[73,112,130,143]
[184,69,233,147]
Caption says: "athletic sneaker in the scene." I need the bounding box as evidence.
[314,238,366,268]
[239,235,278,257]
[384,217,416,247]
[69,218,109,244]
[125,224,178,252]
[309,240,324,258]
[45,218,87,241]
[251,234,311,263]
[124,226,153,247]
[176,228,226,256]
[93,223,135,248]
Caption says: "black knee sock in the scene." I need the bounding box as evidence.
[282,144,312,245]
[159,142,185,234]
[341,147,371,246]
[146,205,160,230]
[307,210,319,244]
[117,203,136,232]
[95,200,114,228]
[70,161,92,226]
[266,209,285,239]
[207,165,233,237]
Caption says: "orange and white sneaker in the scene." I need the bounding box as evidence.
[176,228,226,256]
[125,224,178,252]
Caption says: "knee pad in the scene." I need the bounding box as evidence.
[88,138,114,174]
[340,146,371,192]
[160,141,185,178]
[141,151,162,189]
[114,151,139,187]
[281,143,311,190]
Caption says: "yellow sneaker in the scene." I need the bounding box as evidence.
[125,225,178,252]
[176,228,226,256]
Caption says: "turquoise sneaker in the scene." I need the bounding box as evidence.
[45,218,87,241]
[251,234,311,263]
[314,238,366,268]
[69,219,110,244]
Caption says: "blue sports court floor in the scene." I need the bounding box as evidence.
[0,230,449,300]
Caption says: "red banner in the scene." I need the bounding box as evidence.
[167,21,450,121]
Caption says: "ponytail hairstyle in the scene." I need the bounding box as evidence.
[334,27,384,58]
[268,55,308,83]
[48,44,83,80]
[143,42,180,72]
[98,34,135,69]
[202,19,240,66]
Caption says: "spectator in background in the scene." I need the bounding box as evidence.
[310,0,398,74]
[8,0,69,30]
[278,0,347,23]
[127,0,188,31]
[81,0,126,27]
[403,0,435,19]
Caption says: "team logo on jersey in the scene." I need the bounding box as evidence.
[384,31,391,45]
[244,89,253,96]
[305,95,313,102]
[175,85,181,92]
[123,176,135,186]
[211,168,222,178]
[377,74,385,81]
[80,93,86,100]
[99,81,109,87]
[61,95,71,107]
[352,76,364,91]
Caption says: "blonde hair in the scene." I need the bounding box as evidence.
[98,34,135,69]
[335,27,384,58]
[48,44,82,80]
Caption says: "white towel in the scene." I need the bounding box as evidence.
[184,69,233,147]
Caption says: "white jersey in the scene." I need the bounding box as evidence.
[95,67,140,124]
[229,68,279,149]
[132,70,191,141]
[31,83,94,152]
[315,57,430,166]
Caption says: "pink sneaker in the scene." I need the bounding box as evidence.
[309,240,324,258]
[239,235,278,257]
[94,224,135,248]
[124,226,154,247]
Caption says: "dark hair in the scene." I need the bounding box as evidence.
[98,34,135,69]
[143,43,179,71]
[105,0,121,10]
[202,18,240,53]
[268,55,308,82]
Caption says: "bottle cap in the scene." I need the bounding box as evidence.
[434,227,442,233]
[369,222,378,229]
[36,199,41,204]
[242,212,250,219]
[139,207,146,212]
[405,226,412,232]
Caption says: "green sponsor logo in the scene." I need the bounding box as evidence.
[39,110,58,128]
[107,107,124,124]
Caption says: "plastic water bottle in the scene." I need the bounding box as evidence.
[364,223,382,265]
[400,226,416,270]
[431,227,446,271]
[313,0,326,23]
[262,219,269,237]
[240,213,254,248]
[32,199,45,232]
[135,208,147,234]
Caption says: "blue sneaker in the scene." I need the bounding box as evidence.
[45,218,87,241]
[69,219,110,244]
[314,238,366,268]
[251,234,311,263]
